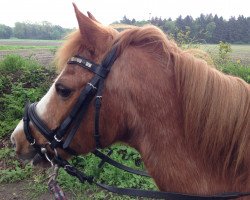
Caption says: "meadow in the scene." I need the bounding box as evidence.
[0,39,249,199]
[1,39,250,66]
[200,44,250,66]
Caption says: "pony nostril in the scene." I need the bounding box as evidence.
[10,135,16,148]
[12,143,16,148]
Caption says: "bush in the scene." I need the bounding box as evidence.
[0,55,56,138]
[218,62,250,83]
[218,41,232,61]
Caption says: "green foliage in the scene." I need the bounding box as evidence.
[175,27,200,48]
[218,41,232,61]
[0,147,14,159]
[21,145,156,199]
[0,164,33,183]
[13,21,73,40]
[0,55,56,138]
[70,145,157,190]
[218,62,250,83]
[0,45,57,51]
[0,24,12,39]
[0,147,33,183]
[117,14,250,44]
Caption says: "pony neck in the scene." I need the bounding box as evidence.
[115,49,250,194]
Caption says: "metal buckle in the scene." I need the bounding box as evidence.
[30,139,36,145]
[64,164,72,170]
[54,135,62,142]
[41,147,54,167]
[87,82,97,90]
[85,61,92,68]
[70,57,82,64]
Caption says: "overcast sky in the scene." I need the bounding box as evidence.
[0,0,249,28]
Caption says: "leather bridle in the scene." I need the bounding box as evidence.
[22,45,250,199]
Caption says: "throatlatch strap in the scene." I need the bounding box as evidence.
[93,149,150,177]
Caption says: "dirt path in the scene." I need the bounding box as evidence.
[0,181,49,200]
[0,40,61,47]
[0,49,55,66]
[0,180,74,200]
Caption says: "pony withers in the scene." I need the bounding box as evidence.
[11,3,250,199]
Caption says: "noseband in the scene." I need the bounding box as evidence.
[22,46,250,200]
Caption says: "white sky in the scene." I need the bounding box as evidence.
[0,0,249,28]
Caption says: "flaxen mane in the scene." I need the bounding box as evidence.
[114,26,249,179]
[56,25,250,179]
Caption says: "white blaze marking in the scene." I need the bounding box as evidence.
[11,82,56,144]
[36,83,55,118]
[11,120,24,142]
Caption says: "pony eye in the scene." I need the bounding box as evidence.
[55,83,72,98]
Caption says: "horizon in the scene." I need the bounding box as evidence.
[1,13,249,29]
[0,0,249,28]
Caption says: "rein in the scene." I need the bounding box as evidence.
[22,46,250,200]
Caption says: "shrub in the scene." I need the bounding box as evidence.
[0,55,56,138]
[218,41,232,61]
[218,62,250,83]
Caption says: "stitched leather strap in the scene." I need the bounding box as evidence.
[93,149,150,177]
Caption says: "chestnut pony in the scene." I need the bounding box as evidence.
[11,4,250,198]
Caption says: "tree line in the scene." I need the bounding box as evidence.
[0,21,73,40]
[119,14,250,44]
[1,14,249,43]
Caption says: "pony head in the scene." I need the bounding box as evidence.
[11,4,120,163]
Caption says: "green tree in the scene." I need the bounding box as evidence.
[13,21,71,40]
[120,15,132,24]
[13,22,26,39]
[0,24,12,39]
[205,22,216,42]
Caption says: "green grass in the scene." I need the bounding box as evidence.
[0,45,58,50]
[0,147,33,183]
[0,38,62,50]
[0,38,63,42]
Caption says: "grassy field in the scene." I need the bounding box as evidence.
[0,39,62,50]
[0,38,62,44]
[1,39,250,66]
[199,44,250,66]
[0,39,62,66]
[0,45,58,51]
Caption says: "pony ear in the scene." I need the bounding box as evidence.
[72,3,110,51]
[87,11,100,23]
